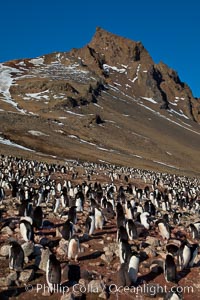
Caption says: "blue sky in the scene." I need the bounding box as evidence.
[1,0,200,97]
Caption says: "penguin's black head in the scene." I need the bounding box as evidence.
[49,253,58,262]
[9,240,19,247]
[126,200,131,209]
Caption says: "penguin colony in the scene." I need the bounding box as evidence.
[0,154,199,300]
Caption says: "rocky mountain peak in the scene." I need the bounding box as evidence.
[70,28,200,123]
[89,27,153,65]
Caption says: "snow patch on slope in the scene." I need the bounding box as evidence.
[0,136,35,152]
[28,130,49,137]
[103,64,126,74]
[30,57,44,65]
[0,64,27,114]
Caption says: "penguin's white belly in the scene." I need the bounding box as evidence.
[20,223,28,241]
[141,218,149,229]
[46,260,53,293]
[128,256,139,283]
[125,209,132,220]
[75,198,83,212]
[89,218,95,235]
[182,246,191,269]
[158,223,169,239]
[68,240,79,259]
[95,214,104,230]
[170,294,180,300]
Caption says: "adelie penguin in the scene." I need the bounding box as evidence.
[144,200,156,216]
[117,225,129,243]
[94,207,104,230]
[85,212,95,235]
[46,253,61,294]
[173,212,182,225]
[177,240,198,270]
[126,219,138,240]
[164,254,177,283]
[166,243,179,256]
[19,218,34,242]
[75,191,84,212]
[125,200,133,219]
[32,206,43,229]
[116,202,125,228]
[118,263,131,287]
[188,243,199,267]
[68,206,77,224]
[140,212,150,230]
[164,288,183,300]
[58,219,74,241]
[157,219,170,241]
[68,235,80,261]
[188,223,199,240]
[9,241,24,271]
[119,240,132,264]
[128,252,140,285]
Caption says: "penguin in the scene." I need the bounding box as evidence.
[164,288,183,300]
[85,212,95,235]
[140,212,150,230]
[119,240,132,264]
[128,252,140,284]
[136,204,144,214]
[32,206,43,229]
[75,197,83,213]
[116,202,125,228]
[144,200,156,216]
[46,254,61,294]
[173,212,182,225]
[68,206,77,224]
[107,198,115,211]
[178,240,191,270]
[67,264,81,282]
[164,254,177,283]
[75,191,84,212]
[157,219,170,240]
[53,197,61,214]
[163,213,170,224]
[19,218,34,242]
[117,263,131,287]
[166,244,179,256]
[125,200,133,219]
[188,243,199,267]
[18,200,32,217]
[101,197,107,209]
[126,219,138,240]
[90,198,99,213]
[117,226,129,243]
[94,207,104,230]
[188,223,199,240]
[193,221,200,233]
[102,200,115,220]
[68,235,80,261]
[9,241,24,271]
[59,219,74,241]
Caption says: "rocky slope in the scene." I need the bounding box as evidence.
[0,27,200,176]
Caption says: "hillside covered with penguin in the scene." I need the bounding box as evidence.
[0,155,200,300]
[0,28,200,300]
